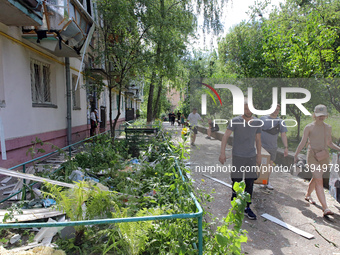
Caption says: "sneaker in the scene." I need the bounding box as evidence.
[205,136,211,139]
[266,183,274,190]
[244,207,257,220]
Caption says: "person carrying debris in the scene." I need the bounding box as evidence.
[294,105,340,216]
[260,104,289,190]
[219,100,262,220]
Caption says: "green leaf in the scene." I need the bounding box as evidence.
[215,233,229,247]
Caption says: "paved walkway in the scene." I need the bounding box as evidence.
[164,122,340,255]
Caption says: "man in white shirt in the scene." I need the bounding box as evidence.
[187,108,203,146]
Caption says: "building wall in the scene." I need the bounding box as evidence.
[0,24,89,168]
[167,87,182,111]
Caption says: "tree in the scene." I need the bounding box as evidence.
[143,0,230,123]
[217,0,340,139]
[144,0,196,123]
[95,0,150,137]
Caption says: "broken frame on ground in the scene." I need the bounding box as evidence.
[0,126,204,255]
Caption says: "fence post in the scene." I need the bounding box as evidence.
[22,164,26,200]
[198,213,203,255]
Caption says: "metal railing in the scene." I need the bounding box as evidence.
[0,125,203,255]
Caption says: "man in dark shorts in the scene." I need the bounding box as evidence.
[187,108,203,146]
[177,111,181,126]
[219,101,262,220]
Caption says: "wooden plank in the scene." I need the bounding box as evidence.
[0,208,60,216]
[35,216,65,244]
[9,179,23,200]
[0,167,76,189]
[0,208,65,223]
[0,184,15,191]
[3,190,19,195]
[202,174,232,188]
[1,176,12,184]
[261,213,314,239]
[9,242,42,252]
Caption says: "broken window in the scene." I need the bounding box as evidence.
[86,0,92,15]
[72,74,81,109]
[30,59,51,104]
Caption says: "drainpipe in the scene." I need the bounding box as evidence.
[65,57,72,146]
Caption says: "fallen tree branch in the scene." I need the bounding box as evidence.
[311,224,338,247]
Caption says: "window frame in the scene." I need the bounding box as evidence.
[30,58,56,108]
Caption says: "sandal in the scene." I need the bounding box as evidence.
[305,196,316,205]
[323,208,334,216]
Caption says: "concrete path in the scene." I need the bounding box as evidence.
[164,122,340,255]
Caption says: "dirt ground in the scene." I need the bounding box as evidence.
[165,122,340,255]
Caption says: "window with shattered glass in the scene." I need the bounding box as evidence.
[30,59,51,104]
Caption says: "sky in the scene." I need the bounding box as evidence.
[191,0,284,51]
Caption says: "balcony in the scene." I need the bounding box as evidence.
[126,85,140,97]
[0,0,43,26]
[21,0,95,57]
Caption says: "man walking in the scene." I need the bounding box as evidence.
[187,108,203,146]
[260,104,288,190]
[219,101,262,220]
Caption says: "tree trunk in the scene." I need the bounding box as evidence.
[296,114,301,141]
[152,76,163,119]
[146,2,163,124]
[74,229,85,246]
[146,71,156,123]
[108,85,113,138]
[112,86,122,139]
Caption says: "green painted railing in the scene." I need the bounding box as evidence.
[0,125,203,255]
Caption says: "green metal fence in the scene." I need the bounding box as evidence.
[0,126,203,254]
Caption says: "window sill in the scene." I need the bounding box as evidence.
[73,106,81,111]
[32,103,58,108]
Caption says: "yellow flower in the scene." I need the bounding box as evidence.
[155,172,158,175]
[181,128,188,135]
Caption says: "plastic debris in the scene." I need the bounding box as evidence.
[69,170,99,183]
[42,199,56,208]
[129,159,140,164]
[22,198,56,209]
[10,234,21,244]
[144,190,156,197]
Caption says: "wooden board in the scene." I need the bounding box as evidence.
[0,167,76,189]
[261,213,314,239]
[0,208,65,223]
